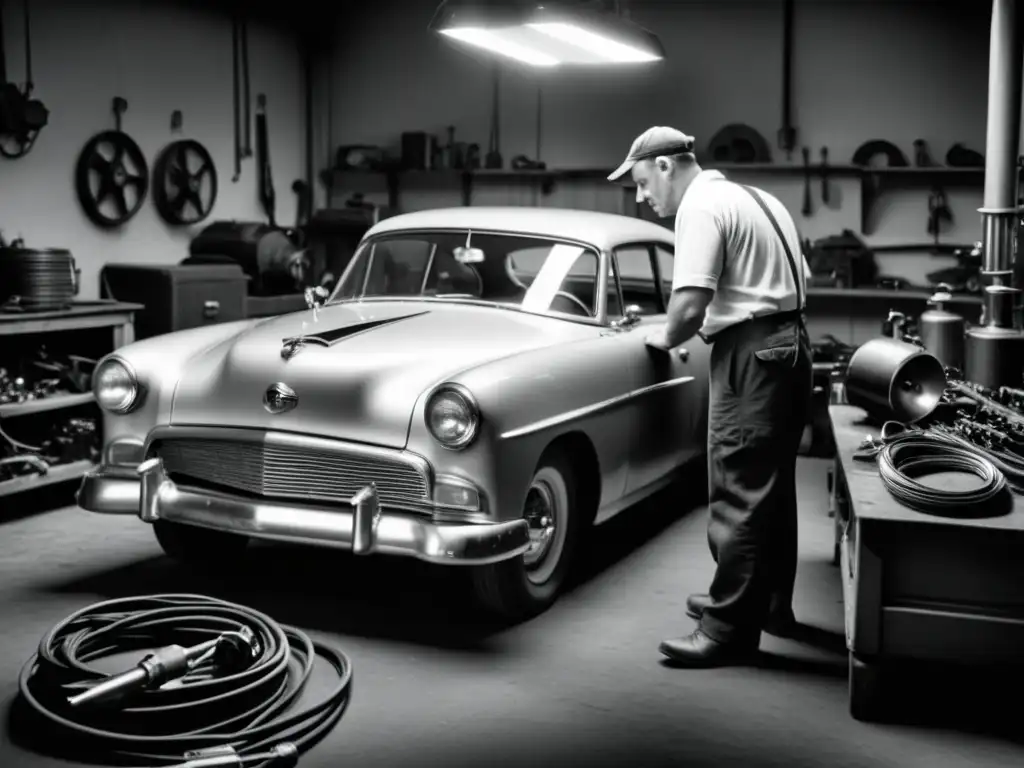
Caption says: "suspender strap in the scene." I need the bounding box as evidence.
[736,184,805,311]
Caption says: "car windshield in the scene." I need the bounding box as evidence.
[329,230,603,319]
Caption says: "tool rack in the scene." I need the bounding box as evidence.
[0,301,142,503]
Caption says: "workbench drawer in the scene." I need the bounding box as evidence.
[100,263,248,340]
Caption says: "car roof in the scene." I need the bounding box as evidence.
[364,206,674,251]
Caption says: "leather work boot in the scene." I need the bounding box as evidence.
[685,593,797,638]
[658,629,758,668]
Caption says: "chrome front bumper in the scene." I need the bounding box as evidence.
[76,458,530,566]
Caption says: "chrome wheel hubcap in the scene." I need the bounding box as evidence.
[523,483,556,567]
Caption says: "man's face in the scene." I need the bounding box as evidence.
[632,158,673,217]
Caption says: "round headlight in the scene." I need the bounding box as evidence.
[94,358,139,413]
[426,385,480,449]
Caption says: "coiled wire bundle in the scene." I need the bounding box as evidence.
[0,246,77,312]
[15,594,352,767]
[856,422,1010,517]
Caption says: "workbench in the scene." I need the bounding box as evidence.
[0,301,142,503]
[828,404,1024,721]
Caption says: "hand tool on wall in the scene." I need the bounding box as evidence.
[820,146,830,204]
[913,139,932,166]
[0,0,49,160]
[256,94,276,227]
[927,187,952,245]
[231,20,241,181]
[230,17,252,182]
[801,146,812,215]
[776,0,796,160]
[485,65,502,169]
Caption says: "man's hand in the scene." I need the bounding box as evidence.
[644,328,672,351]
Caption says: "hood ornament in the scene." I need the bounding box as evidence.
[263,382,298,414]
[281,286,330,360]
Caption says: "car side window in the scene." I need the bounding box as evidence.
[611,245,666,316]
[653,244,674,304]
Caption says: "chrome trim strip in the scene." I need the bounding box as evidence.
[500,375,695,440]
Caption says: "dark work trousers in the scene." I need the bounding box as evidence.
[698,313,814,645]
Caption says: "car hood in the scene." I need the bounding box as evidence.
[168,300,594,448]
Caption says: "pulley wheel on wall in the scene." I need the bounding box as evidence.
[75,130,150,228]
[152,139,218,225]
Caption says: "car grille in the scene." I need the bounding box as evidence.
[152,436,430,509]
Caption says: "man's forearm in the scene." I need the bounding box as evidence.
[665,315,703,347]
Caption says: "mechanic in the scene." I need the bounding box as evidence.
[608,126,813,667]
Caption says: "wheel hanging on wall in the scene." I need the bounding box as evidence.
[74,97,149,228]
[152,139,218,226]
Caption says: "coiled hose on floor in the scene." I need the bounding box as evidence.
[854,422,1012,517]
[15,594,353,767]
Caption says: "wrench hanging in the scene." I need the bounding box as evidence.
[230,16,252,182]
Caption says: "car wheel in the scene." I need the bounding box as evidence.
[153,519,250,567]
[470,448,582,622]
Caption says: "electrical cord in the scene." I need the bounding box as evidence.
[854,422,1010,517]
[15,594,353,768]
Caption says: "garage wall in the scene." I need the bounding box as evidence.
[318,0,1001,286]
[0,0,305,300]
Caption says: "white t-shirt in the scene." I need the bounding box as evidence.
[671,170,809,338]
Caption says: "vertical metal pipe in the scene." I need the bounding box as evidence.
[980,0,1022,277]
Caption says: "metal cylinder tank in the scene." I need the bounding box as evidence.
[919,283,965,371]
[845,337,947,423]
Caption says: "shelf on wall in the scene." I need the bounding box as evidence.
[325,163,993,235]
[805,287,983,304]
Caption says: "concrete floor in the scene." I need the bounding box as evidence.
[0,458,1022,768]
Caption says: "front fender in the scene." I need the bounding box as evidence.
[98,319,262,452]
[406,334,641,522]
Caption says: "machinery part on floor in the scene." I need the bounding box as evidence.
[820,146,830,203]
[844,337,946,423]
[776,0,796,159]
[851,140,908,168]
[75,97,149,228]
[0,242,77,312]
[256,94,276,226]
[0,0,49,160]
[801,146,811,215]
[15,594,352,768]
[706,124,771,164]
[918,283,966,372]
[153,139,219,226]
[964,0,1024,391]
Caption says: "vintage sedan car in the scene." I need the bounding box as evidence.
[78,206,710,621]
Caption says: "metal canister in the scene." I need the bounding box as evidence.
[919,283,965,372]
[845,337,946,423]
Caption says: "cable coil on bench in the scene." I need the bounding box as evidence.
[15,594,352,768]
[858,425,1010,516]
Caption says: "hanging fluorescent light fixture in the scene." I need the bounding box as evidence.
[429,1,665,68]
